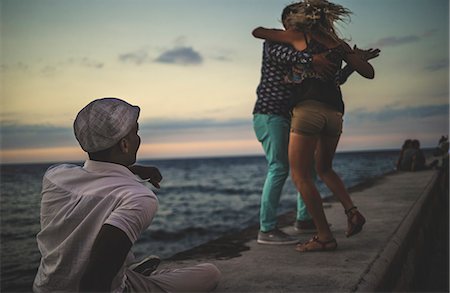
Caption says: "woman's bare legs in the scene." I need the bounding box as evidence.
[316,134,366,237]
[315,134,354,211]
[289,132,334,242]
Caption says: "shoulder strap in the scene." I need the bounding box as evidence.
[303,32,310,47]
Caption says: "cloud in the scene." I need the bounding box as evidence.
[137,118,252,144]
[368,29,437,48]
[154,47,203,65]
[1,62,30,72]
[173,36,188,46]
[210,51,234,62]
[140,118,249,131]
[0,118,252,150]
[424,59,449,72]
[80,57,104,69]
[340,103,449,150]
[40,65,59,76]
[118,37,205,66]
[212,55,232,61]
[118,50,150,65]
[1,123,76,150]
[347,104,448,124]
[2,57,104,76]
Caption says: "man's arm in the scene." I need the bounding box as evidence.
[128,165,162,189]
[265,42,335,78]
[252,27,335,77]
[337,46,380,85]
[79,224,132,292]
[253,27,307,50]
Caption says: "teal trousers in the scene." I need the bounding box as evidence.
[253,114,312,232]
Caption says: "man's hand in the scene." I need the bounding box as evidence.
[128,165,162,189]
[353,45,380,61]
[312,52,336,79]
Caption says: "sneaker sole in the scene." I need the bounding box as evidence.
[129,255,161,274]
[257,239,299,245]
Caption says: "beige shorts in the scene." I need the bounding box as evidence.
[291,100,343,137]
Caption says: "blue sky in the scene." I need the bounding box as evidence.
[1,0,449,163]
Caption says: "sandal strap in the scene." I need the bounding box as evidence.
[345,206,358,215]
[311,235,336,249]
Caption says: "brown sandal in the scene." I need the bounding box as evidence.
[295,235,337,252]
[345,206,366,237]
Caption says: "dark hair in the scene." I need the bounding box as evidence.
[282,0,352,41]
[402,139,412,149]
[411,139,420,148]
[282,3,299,24]
[88,145,115,161]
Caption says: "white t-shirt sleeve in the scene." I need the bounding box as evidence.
[105,192,158,243]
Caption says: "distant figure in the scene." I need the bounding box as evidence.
[433,135,449,169]
[253,0,376,252]
[438,135,448,145]
[411,139,426,170]
[33,98,220,292]
[396,139,413,170]
[399,139,428,171]
[434,135,449,193]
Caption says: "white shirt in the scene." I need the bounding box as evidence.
[33,160,158,293]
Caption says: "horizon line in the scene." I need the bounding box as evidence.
[0,147,417,166]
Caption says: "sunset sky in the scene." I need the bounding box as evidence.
[1,0,449,164]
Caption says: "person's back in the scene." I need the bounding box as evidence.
[399,147,427,172]
[290,35,346,113]
[399,148,417,171]
[34,161,157,292]
[254,40,312,119]
[34,97,220,292]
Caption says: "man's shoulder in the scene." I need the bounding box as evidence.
[44,163,82,177]
[264,40,293,50]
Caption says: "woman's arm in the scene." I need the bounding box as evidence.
[337,46,380,84]
[252,27,307,51]
[341,42,375,79]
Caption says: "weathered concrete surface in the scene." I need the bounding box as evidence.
[158,169,446,292]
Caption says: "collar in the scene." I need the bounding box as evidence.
[83,160,147,183]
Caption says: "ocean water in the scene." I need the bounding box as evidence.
[1,150,401,292]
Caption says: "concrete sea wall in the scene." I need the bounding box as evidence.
[162,169,449,292]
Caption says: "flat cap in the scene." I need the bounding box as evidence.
[74,97,140,153]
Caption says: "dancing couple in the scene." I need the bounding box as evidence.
[252,0,380,252]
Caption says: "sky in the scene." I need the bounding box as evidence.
[1,0,449,164]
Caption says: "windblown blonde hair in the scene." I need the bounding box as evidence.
[283,0,352,41]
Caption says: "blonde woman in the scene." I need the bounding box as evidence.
[253,0,375,252]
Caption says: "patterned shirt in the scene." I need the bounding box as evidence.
[253,41,312,118]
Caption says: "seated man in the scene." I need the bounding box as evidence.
[33,97,221,292]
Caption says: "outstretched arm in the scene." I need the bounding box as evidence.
[338,46,380,85]
[341,42,375,79]
[253,27,335,77]
[252,27,307,51]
